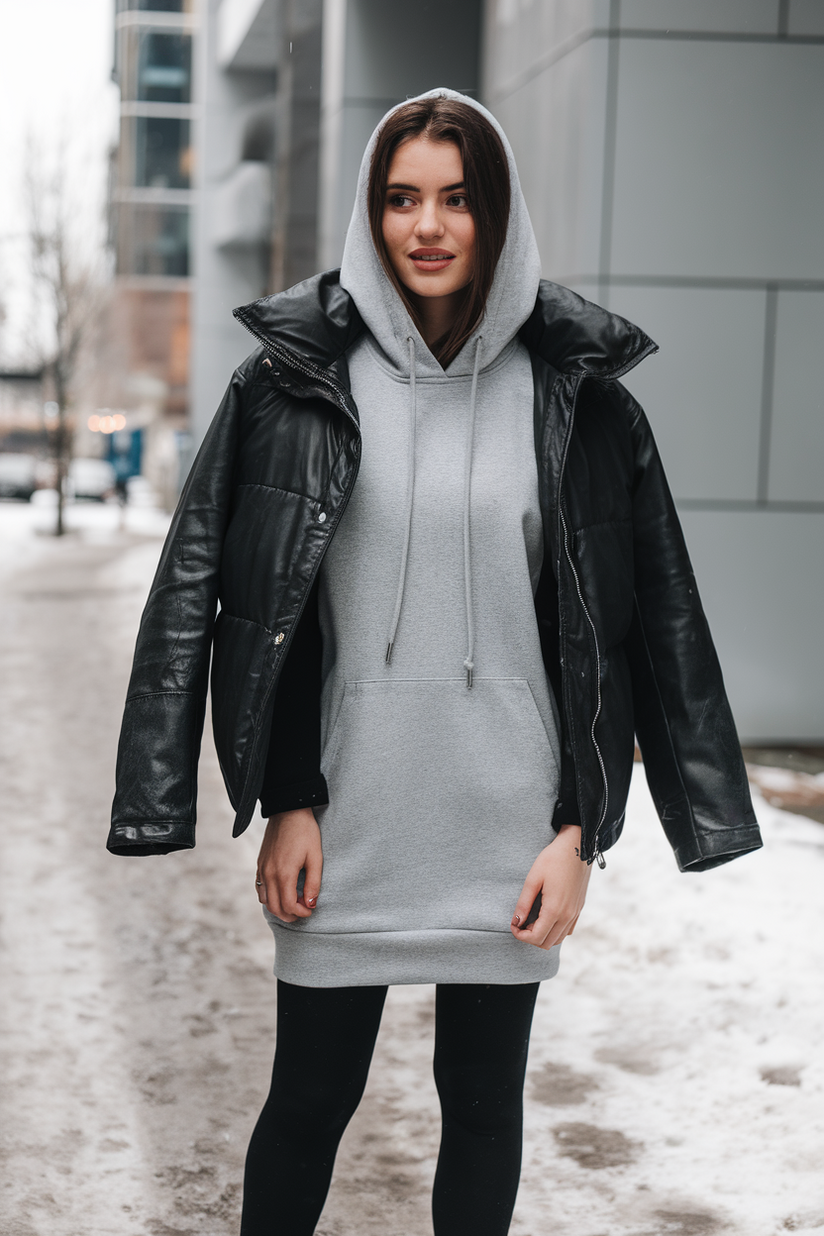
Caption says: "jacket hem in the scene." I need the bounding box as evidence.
[674,824,763,873]
[107,820,196,856]
[263,921,561,987]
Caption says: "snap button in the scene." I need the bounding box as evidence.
[274,632,285,645]
[318,511,327,523]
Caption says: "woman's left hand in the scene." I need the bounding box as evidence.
[510,825,592,950]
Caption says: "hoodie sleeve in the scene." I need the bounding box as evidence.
[107,371,243,856]
[622,394,763,871]
[258,577,329,817]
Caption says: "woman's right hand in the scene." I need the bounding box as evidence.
[256,808,323,923]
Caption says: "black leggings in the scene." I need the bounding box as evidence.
[240,979,539,1236]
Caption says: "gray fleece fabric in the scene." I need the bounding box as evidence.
[266,89,563,986]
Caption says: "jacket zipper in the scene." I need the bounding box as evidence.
[234,311,359,428]
[554,372,608,868]
[559,505,608,867]
[232,317,362,824]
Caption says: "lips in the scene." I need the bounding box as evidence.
[408,248,455,271]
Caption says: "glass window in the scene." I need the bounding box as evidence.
[130,116,192,189]
[139,33,191,103]
[116,1,191,13]
[116,204,189,277]
[120,32,192,103]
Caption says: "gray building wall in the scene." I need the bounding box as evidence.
[191,0,323,443]
[318,0,481,269]
[190,0,277,444]
[483,0,824,742]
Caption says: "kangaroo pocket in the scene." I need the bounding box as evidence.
[296,677,561,937]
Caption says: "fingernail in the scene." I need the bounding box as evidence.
[306,896,316,908]
[511,915,521,927]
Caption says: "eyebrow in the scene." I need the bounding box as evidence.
[386,181,466,193]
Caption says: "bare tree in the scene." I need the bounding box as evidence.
[25,141,104,536]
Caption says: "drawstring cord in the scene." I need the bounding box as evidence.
[385,335,418,664]
[385,333,483,690]
[462,336,482,688]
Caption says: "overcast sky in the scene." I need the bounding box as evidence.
[0,0,120,364]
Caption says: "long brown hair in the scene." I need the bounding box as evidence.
[367,96,511,369]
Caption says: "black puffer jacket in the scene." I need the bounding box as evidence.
[108,273,761,871]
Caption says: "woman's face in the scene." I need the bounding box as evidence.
[381,137,476,303]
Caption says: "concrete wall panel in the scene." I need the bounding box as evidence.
[613,286,765,502]
[344,0,479,98]
[483,0,608,91]
[788,0,824,35]
[489,37,608,280]
[769,291,824,502]
[610,41,824,280]
[191,0,276,443]
[620,0,780,34]
[681,510,824,740]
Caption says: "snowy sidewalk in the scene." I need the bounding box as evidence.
[0,504,822,1236]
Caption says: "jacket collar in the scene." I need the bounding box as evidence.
[233,270,366,375]
[519,281,657,379]
[234,270,656,382]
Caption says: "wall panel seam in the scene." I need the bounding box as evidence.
[487,26,824,105]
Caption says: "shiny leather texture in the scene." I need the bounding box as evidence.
[109,272,761,871]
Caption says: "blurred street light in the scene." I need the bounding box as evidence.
[88,411,127,433]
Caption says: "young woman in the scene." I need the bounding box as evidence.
[109,90,762,1235]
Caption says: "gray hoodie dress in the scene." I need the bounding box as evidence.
[266,90,563,987]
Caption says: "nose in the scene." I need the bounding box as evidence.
[415,198,444,240]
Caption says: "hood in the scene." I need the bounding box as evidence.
[339,88,542,379]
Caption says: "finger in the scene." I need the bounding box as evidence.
[300,847,323,912]
[277,864,309,920]
[513,906,561,949]
[510,874,543,931]
[267,889,298,923]
[513,894,575,949]
[540,916,572,950]
[260,867,296,922]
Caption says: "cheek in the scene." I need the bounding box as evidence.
[381,214,405,262]
[460,218,477,268]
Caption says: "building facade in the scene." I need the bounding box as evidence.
[190,0,824,742]
[108,0,198,506]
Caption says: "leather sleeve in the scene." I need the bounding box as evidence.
[107,371,244,856]
[622,390,762,871]
[259,578,329,816]
[534,560,582,834]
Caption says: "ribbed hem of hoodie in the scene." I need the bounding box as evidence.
[264,923,561,987]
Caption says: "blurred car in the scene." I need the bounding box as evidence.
[0,453,38,501]
[67,458,117,501]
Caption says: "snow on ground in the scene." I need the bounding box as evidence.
[509,770,824,1236]
[0,500,822,1235]
[0,494,171,568]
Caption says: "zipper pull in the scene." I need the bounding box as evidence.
[587,833,607,868]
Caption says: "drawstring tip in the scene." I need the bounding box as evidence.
[385,641,393,665]
[464,659,474,689]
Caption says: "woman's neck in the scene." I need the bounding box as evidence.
[406,287,469,349]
